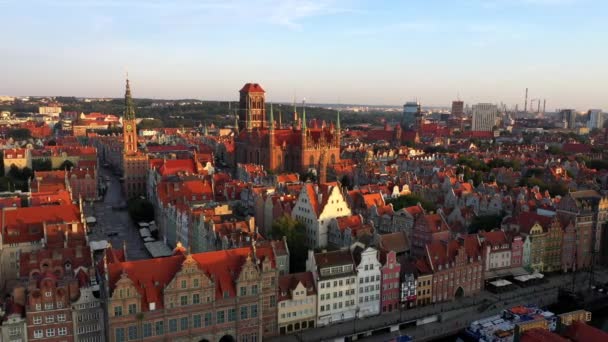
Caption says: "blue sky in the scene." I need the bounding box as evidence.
[0,0,606,110]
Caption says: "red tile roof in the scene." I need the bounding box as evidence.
[563,320,608,341]
[107,245,276,311]
[1,204,81,245]
[240,83,265,93]
[278,272,316,301]
[521,328,569,342]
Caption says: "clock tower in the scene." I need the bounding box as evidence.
[121,77,148,199]
[123,78,138,154]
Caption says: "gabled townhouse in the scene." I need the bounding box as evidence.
[353,246,381,318]
[0,203,86,291]
[479,230,513,279]
[411,213,451,258]
[292,183,352,249]
[379,250,401,313]
[328,214,373,249]
[557,191,608,269]
[277,272,317,335]
[306,249,357,326]
[369,203,395,233]
[392,204,425,239]
[0,299,26,342]
[425,235,483,303]
[104,244,280,342]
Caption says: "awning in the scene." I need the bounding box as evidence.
[138,222,150,228]
[514,273,544,282]
[144,241,173,258]
[90,240,109,251]
[139,228,151,238]
[485,267,530,279]
[489,279,513,287]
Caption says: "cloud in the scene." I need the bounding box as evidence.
[14,0,354,30]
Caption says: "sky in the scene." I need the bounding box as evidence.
[0,0,607,110]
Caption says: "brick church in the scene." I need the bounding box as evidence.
[234,83,341,175]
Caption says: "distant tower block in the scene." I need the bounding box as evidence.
[524,88,528,112]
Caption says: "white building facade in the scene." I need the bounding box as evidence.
[306,250,357,326]
[355,247,382,318]
[292,183,352,249]
[472,103,498,132]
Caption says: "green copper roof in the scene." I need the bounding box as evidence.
[124,79,136,120]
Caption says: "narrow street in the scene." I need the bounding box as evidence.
[85,164,150,261]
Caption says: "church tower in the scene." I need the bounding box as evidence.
[123,78,138,155]
[239,83,266,130]
[121,77,148,199]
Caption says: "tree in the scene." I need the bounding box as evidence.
[127,198,155,222]
[58,160,74,170]
[468,214,505,234]
[271,215,308,273]
[7,128,31,140]
[387,194,436,212]
[340,175,353,190]
[138,119,164,129]
[32,159,52,172]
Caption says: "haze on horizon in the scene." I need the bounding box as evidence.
[1,0,606,111]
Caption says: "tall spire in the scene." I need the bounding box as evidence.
[301,100,307,133]
[293,95,298,123]
[269,103,275,131]
[336,109,341,132]
[247,100,252,131]
[124,78,136,120]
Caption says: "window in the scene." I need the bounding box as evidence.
[35,304,41,311]
[180,317,188,330]
[181,280,187,289]
[44,303,53,310]
[251,304,258,318]
[241,306,248,320]
[155,321,164,335]
[240,286,247,296]
[193,314,202,328]
[45,291,52,297]
[251,284,258,295]
[205,313,212,327]
[34,330,43,338]
[193,293,200,304]
[8,326,20,337]
[34,316,42,324]
[180,295,188,306]
[114,306,123,317]
[128,303,137,314]
[127,326,137,340]
[169,318,177,332]
[57,313,66,322]
[270,295,276,307]
[46,315,55,323]
[217,310,225,324]
[143,323,152,338]
[193,278,200,287]
[115,327,125,342]
[228,308,236,322]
